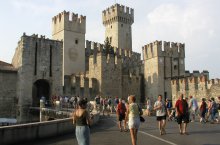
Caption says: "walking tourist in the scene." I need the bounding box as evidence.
[210,97,218,123]
[73,99,92,145]
[114,96,119,111]
[116,98,128,132]
[206,99,212,122]
[102,97,109,116]
[217,96,220,120]
[175,94,189,135]
[189,96,198,122]
[126,95,140,145]
[145,97,152,116]
[199,98,207,123]
[154,95,167,135]
[166,98,173,121]
[107,96,113,114]
[94,95,101,111]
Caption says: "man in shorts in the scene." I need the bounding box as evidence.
[116,98,127,132]
[154,95,166,135]
[175,94,189,135]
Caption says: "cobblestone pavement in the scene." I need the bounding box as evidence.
[21,114,220,145]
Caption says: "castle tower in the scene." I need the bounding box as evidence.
[102,4,134,50]
[142,41,185,101]
[52,11,86,76]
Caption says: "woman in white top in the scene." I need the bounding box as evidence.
[125,95,140,145]
[154,95,166,135]
[146,97,152,116]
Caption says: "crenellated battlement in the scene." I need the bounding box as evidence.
[171,70,213,91]
[21,33,63,44]
[184,70,209,79]
[142,41,185,60]
[86,40,141,76]
[86,40,135,58]
[52,11,86,35]
[102,3,134,26]
[208,79,220,85]
[52,11,85,24]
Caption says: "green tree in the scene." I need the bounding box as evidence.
[104,37,114,54]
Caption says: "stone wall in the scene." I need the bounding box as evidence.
[0,112,100,145]
[171,71,220,103]
[11,34,63,123]
[209,84,220,99]
[0,70,17,118]
[122,75,141,102]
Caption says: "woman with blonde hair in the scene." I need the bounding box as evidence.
[125,95,140,145]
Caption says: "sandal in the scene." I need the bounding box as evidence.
[124,129,128,132]
[183,132,189,135]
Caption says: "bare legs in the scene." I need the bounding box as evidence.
[118,121,122,131]
[158,119,166,135]
[130,128,138,145]
[179,123,188,134]
[118,120,127,131]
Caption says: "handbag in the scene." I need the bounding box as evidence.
[138,104,145,122]
[140,116,145,122]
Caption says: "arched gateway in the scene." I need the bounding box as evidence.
[32,79,50,107]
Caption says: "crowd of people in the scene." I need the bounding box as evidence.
[72,94,220,145]
[50,95,89,109]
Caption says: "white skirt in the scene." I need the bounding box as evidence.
[128,117,140,129]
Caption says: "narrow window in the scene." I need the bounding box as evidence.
[110,37,112,44]
[75,39,78,44]
[50,45,52,77]
[174,65,177,70]
[34,42,38,75]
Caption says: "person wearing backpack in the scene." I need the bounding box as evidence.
[116,98,128,132]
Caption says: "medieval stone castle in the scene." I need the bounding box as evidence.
[0,3,220,123]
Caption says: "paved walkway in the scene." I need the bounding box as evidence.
[21,114,220,145]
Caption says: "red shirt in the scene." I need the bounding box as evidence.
[200,101,207,112]
[175,99,188,115]
[117,102,126,115]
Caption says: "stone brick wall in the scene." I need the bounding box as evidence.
[122,75,141,102]
[0,71,17,118]
[11,34,63,123]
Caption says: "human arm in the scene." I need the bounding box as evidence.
[86,110,92,126]
[153,102,162,110]
[125,105,129,123]
[175,101,180,117]
[72,110,76,125]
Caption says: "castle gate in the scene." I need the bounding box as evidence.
[32,79,50,107]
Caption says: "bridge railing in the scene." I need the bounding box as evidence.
[0,111,100,145]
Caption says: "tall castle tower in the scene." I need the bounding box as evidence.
[52,11,86,76]
[102,4,134,50]
[143,41,185,101]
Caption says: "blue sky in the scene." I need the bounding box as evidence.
[0,0,219,78]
